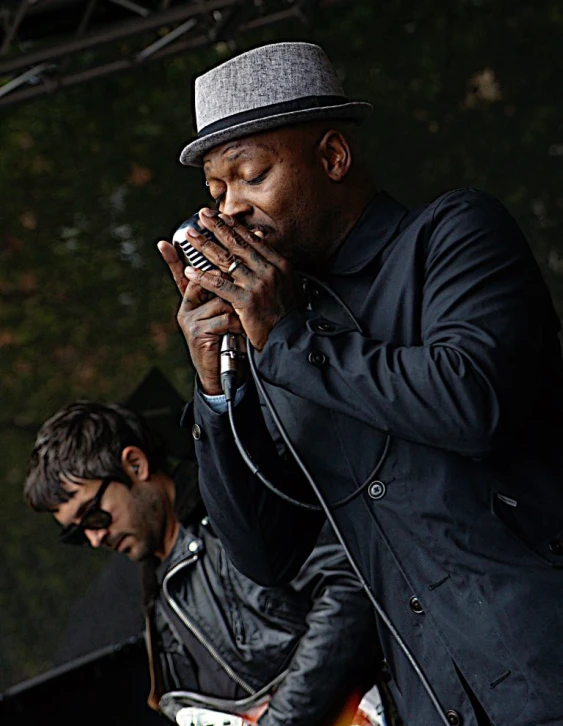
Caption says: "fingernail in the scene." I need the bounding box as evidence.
[218,213,234,226]
[187,227,199,238]
[200,208,215,217]
[184,266,196,277]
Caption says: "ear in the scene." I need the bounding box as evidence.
[121,446,149,482]
[318,129,352,182]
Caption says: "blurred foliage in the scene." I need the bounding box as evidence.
[1,0,562,691]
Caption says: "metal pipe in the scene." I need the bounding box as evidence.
[0,61,50,98]
[0,0,238,74]
[135,16,197,62]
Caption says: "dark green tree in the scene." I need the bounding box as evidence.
[1,0,562,689]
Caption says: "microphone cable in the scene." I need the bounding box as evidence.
[223,272,451,726]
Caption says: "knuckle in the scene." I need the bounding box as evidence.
[212,275,226,290]
[188,322,200,339]
[222,227,238,247]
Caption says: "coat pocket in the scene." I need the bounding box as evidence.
[491,492,563,567]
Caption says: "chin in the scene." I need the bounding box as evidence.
[126,546,142,562]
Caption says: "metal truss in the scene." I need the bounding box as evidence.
[0,0,331,109]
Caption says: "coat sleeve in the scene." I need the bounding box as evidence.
[192,382,326,586]
[256,190,560,457]
[258,532,381,726]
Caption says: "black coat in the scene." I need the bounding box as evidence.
[155,518,380,726]
[191,189,563,726]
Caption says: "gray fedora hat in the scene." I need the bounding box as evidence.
[179,42,373,167]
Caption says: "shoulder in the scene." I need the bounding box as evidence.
[427,187,519,228]
[410,187,529,258]
[397,188,522,248]
[430,186,502,208]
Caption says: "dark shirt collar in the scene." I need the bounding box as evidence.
[330,191,409,276]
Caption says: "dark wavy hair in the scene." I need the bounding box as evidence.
[24,400,167,513]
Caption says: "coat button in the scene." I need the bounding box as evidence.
[368,481,386,499]
[548,538,563,555]
[308,351,327,366]
[191,424,202,440]
[409,596,424,614]
[313,320,335,333]
[446,710,462,725]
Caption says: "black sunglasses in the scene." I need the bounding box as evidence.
[59,476,113,546]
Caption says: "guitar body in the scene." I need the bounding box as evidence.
[161,685,388,726]
[175,706,249,726]
[174,699,268,726]
[160,690,269,726]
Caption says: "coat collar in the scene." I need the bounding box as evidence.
[157,523,204,582]
[330,191,409,276]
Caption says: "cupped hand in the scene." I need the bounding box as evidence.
[181,209,305,351]
[157,237,244,395]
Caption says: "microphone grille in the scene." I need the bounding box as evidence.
[172,215,218,272]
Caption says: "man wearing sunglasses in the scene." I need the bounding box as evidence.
[23,400,395,726]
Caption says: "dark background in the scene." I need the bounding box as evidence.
[1,0,562,719]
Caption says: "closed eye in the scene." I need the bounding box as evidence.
[246,170,268,185]
[210,169,268,208]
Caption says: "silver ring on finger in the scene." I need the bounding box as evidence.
[227,258,242,275]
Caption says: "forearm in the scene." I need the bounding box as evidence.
[257,195,551,457]
[257,319,502,457]
[258,553,380,726]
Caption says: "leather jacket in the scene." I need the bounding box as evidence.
[155,516,380,726]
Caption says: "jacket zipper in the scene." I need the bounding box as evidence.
[162,556,255,694]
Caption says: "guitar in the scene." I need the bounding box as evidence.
[159,685,389,726]
[159,690,270,726]
[174,704,266,726]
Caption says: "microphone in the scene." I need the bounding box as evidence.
[172,215,246,402]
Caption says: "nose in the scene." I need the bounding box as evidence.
[85,528,108,549]
[221,187,253,219]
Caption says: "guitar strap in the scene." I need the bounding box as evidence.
[141,555,165,711]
